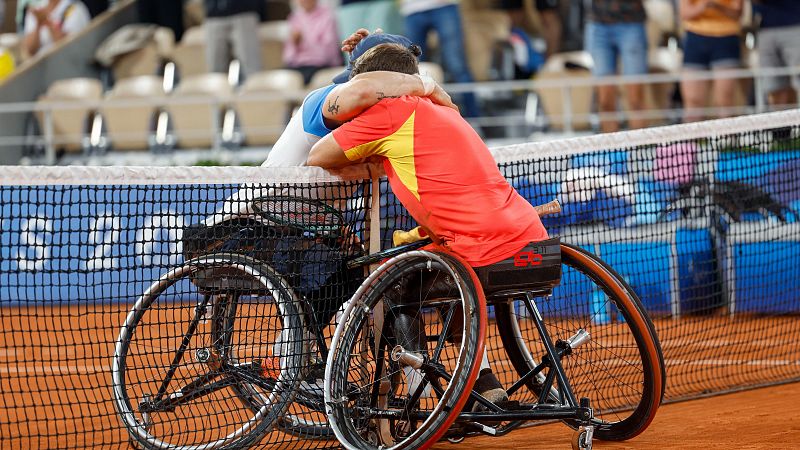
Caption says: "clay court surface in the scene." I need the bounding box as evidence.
[1,304,798,448]
[434,382,800,449]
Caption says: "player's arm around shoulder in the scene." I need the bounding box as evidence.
[321,72,456,127]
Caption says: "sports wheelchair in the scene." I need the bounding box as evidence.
[112,197,665,450]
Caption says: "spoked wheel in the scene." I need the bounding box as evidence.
[325,250,487,450]
[495,243,665,442]
[112,253,305,450]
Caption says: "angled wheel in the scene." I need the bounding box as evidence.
[112,253,305,449]
[496,243,665,441]
[325,250,487,450]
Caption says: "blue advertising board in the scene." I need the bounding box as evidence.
[0,185,238,304]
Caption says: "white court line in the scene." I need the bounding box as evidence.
[665,359,800,367]
[1,358,798,377]
[0,365,111,375]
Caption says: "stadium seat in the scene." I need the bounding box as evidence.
[236,70,304,146]
[36,78,103,153]
[110,27,175,82]
[172,26,207,79]
[532,51,594,131]
[258,21,289,71]
[644,0,677,48]
[167,73,233,149]
[307,66,346,91]
[102,75,165,151]
[418,61,444,84]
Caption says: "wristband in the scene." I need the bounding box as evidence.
[418,74,436,96]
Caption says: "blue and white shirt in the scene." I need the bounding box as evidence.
[203,85,337,227]
[262,85,337,167]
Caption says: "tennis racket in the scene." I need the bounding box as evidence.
[251,196,345,235]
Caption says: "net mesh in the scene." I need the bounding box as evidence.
[1,110,799,448]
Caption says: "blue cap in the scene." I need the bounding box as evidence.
[332,33,415,84]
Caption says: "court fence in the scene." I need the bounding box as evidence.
[1,109,799,448]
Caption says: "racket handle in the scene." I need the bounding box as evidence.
[534,198,562,217]
[393,227,427,246]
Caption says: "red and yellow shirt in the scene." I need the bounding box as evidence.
[332,96,548,267]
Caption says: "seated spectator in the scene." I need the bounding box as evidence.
[283,0,342,85]
[679,0,743,122]
[22,0,91,57]
[753,0,800,109]
[585,0,649,132]
[204,0,262,79]
[16,0,35,32]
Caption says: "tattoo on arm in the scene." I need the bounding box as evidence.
[376,91,400,100]
[327,96,341,116]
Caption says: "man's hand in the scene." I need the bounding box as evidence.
[341,28,368,53]
[341,28,383,53]
[32,7,49,26]
[429,84,458,112]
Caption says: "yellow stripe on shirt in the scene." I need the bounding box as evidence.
[344,111,421,200]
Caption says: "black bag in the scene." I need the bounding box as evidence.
[474,237,562,296]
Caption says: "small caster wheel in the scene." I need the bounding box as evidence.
[447,436,465,444]
[571,426,593,450]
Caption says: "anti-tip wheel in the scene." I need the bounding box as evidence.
[571,426,594,450]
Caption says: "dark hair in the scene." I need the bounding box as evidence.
[350,43,420,79]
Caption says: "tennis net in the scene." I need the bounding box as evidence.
[1,109,799,448]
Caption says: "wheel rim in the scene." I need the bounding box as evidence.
[112,257,303,449]
[326,251,485,450]
[494,245,662,439]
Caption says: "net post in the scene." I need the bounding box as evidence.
[368,163,382,267]
[668,229,682,320]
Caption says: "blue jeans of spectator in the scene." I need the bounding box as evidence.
[584,21,648,77]
[404,4,481,118]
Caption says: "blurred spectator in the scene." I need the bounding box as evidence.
[679,0,743,122]
[22,0,91,57]
[283,0,341,85]
[753,0,800,109]
[137,0,184,41]
[585,0,649,132]
[398,0,481,118]
[81,0,108,18]
[16,0,37,32]
[502,0,562,58]
[337,0,404,43]
[204,0,262,78]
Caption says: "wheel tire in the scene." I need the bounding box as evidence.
[496,243,665,441]
[112,253,305,450]
[325,250,487,450]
